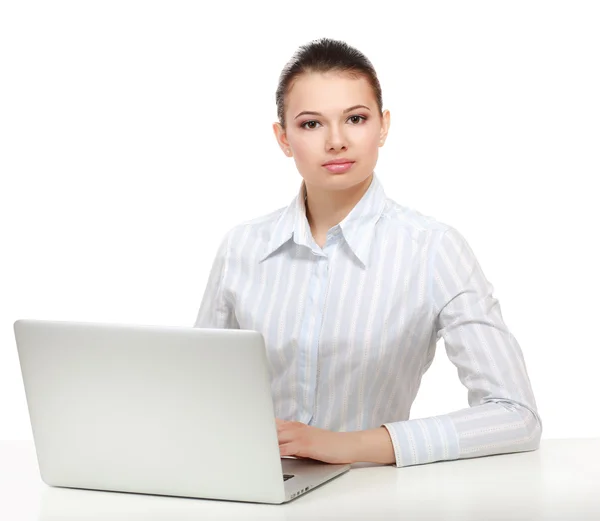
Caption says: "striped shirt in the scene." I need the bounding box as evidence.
[193,173,542,467]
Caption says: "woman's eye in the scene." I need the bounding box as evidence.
[300,115,367,130]
[302,120,320,130]
[349,115,366,124]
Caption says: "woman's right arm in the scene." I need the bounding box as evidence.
[193,230,239,329]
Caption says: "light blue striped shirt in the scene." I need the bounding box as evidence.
[194,174,542,467]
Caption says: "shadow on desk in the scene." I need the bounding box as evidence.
[38,485,290,521]
[36,449,546,521]
[36,442,600,521]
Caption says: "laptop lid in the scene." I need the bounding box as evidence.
[14,319,288,504]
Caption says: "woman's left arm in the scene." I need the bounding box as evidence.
[277,225,542,467]
[379,225,542,467]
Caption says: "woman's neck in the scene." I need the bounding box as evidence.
[305,174,373,241]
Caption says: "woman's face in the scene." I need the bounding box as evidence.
[274,71,390,193]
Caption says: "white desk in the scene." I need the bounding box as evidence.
[1,439,599,520]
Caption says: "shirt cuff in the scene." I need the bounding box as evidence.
[382,415,461,467]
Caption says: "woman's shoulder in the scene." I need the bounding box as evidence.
[382,198,477,262]
[238,206,288,228]
[381,197,450,237]
[228,205,287,235]
[217,205,288,254]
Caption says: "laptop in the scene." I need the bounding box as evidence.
[13,319,350,504]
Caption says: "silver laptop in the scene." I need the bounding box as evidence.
[13,319,350,504]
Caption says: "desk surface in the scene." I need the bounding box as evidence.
[1,439,599,521]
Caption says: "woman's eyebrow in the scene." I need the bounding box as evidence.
[294,104,371,120]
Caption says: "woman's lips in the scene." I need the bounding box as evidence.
[322,161,355,173]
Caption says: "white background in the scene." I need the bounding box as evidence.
[1,1,598,441]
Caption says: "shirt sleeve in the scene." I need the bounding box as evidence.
[193,230,239,329]
[382,226,542,468]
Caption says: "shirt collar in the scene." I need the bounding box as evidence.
[259,173,387,268]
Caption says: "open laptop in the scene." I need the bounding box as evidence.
[13,319,350,504]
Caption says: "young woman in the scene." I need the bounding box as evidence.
[194,38,542,467]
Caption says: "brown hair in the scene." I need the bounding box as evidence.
[275,38,383,130]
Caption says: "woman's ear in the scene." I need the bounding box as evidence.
[273,122,292,156]
[379,110,391,146]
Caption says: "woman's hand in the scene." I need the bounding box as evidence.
[276,419,397,465]
[276,419,358,464]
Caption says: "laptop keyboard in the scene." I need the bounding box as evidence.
[283,474,294,481]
